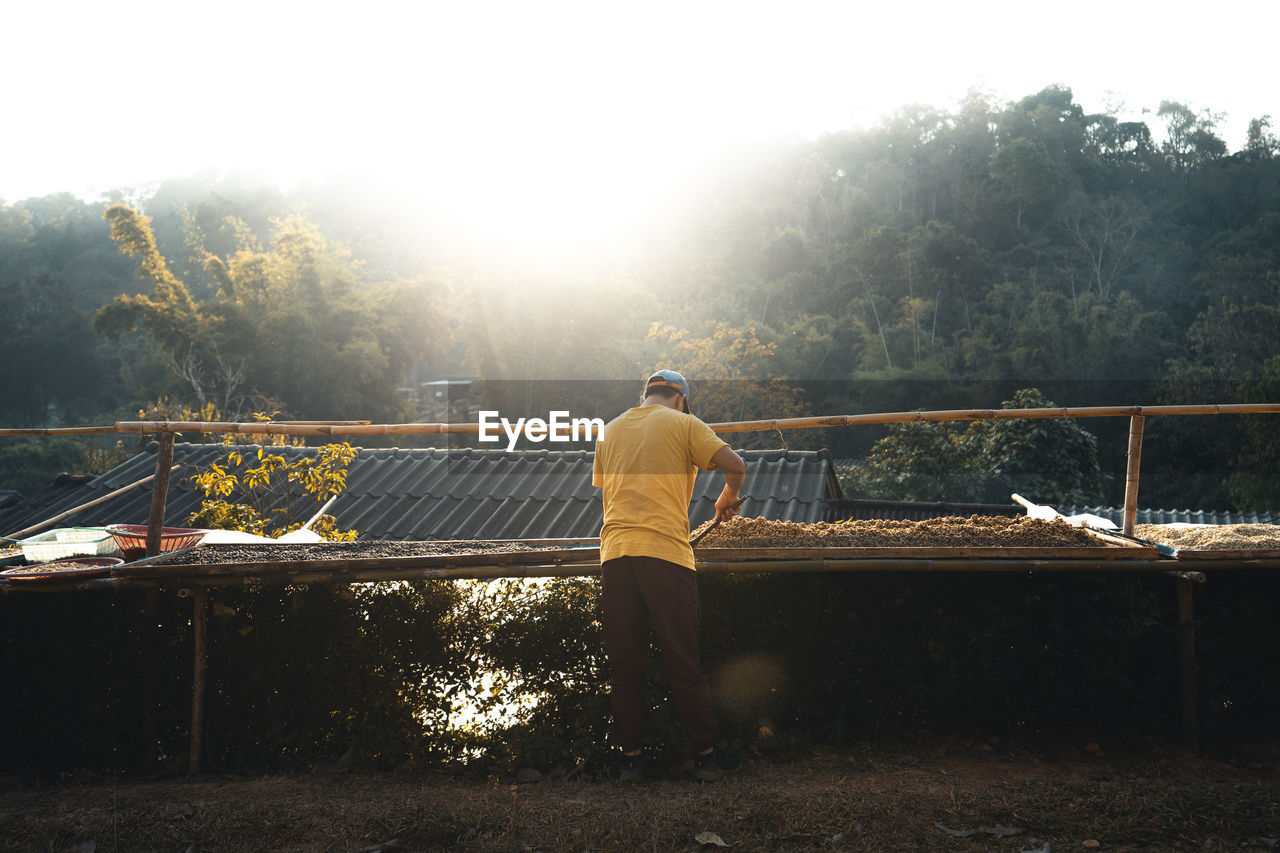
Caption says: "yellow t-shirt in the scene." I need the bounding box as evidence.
[592,404,729,570]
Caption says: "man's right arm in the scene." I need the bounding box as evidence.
[710,446,746,520]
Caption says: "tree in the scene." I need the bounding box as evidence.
[646,322,809,447]
[1184,290,1280,380]
[966,388,1104,505]
[1244,115,1279,159]
[93,204,204,355]
[1060,193,1148,301]
[1158,101,1227,182]
[0,199,126,426]
[1226,354,1280,511]
[992,138,1066,229]
[1084,114,1158,174]
[92,204,449,421]
[839,420,984,501]
[840,388,1104,505]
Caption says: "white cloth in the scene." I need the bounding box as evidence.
[1011,494,1119,530]
[197,529,324,545]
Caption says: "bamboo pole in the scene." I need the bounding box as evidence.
[0,425,122,436]
[107,540,1159,583]
[1177,576,1200,751]
[112,420,484,436]
[1123,415,1145,536]
[2,464,181,540]
[145,434,177,558]
[8,557,1280,592]
[3,402,1280,439]
[710,403,1280,434]
[116,403,1280,437]
[696,558,1168,573]
[188,588,208,775]
[110,547,603,580]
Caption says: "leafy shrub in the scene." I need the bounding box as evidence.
[0,437,129,493]
[2,569,1273,777]
[186,437,359,539]
[839,387,1105,504]
[0,581,478,776]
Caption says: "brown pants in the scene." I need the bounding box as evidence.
[601,556,717,753]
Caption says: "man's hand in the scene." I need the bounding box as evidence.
[715,490,743,522]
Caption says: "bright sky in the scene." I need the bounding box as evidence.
[4,0,1277,261]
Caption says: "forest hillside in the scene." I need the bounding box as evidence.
[3,85,1278,509]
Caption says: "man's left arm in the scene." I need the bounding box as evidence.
[710,446,746,521]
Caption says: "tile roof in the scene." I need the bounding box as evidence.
[829,498,1022,521]
[0,445,841,542]
[832,501,1278,526]
[1060,505,1279,526]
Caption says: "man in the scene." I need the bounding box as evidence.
[592,369,747,782]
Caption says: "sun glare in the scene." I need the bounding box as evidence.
[3,0,1274,264]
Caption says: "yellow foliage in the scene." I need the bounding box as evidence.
[646,322,807,436]
[186,429,360,539]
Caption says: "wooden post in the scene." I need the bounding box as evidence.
[1123,415,1145,536]
[189,588,208,775]
[146,433,176,557]
[1177,575,1200,752]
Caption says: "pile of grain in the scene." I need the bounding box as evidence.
[691,515,1106,548]
[1133,523,1280,551]
[2,562,92,575]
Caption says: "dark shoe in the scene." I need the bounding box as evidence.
[692,748,741,782]
[618,752,646,783]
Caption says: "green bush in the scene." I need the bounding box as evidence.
[2,569,1274,778]
[0,581,477,777]
[0,437,126,493]
[838,387,1105,505]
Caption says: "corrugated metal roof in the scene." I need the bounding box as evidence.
[1060,505,1279,526]
[0,445,840,542]
[830,499,1022,521]
[832,501,1278,526]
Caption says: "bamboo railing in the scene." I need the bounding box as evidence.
[6,404,1276,763]
[0,402,1274,439]
[3,402,1279,540]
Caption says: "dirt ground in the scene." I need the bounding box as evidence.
[4,737,1278,852]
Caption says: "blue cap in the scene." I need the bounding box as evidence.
[646,370,691,413]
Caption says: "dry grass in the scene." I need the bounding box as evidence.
[4,739,1278,852]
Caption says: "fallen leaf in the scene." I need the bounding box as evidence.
[1082,840,1101,849]
[694,831,730,847]
[935,823,977,838]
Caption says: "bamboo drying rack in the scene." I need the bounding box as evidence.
[4,402,1280,766]
[5,402,1279,544]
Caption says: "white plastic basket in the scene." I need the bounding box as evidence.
[18,528,121,562]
